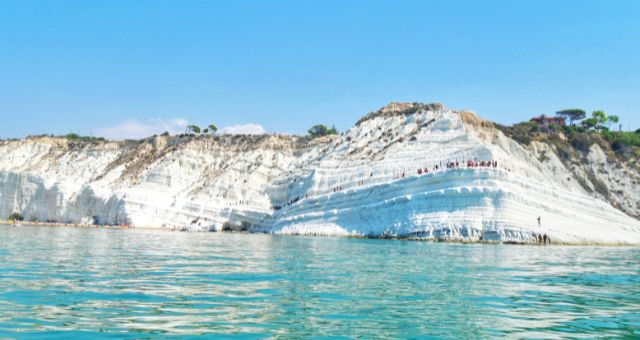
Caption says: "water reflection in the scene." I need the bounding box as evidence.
[0,225,639,338]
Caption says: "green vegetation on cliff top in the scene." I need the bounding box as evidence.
[497,109,640,167]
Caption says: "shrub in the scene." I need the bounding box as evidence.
[60,133,107,142]
[581,117,598,130]
[64,133,80,140]
[208,124,218,134]
[601,131,640,148]
[510,122,537,145]
[308,124,338,137]
[599,131,640,159]
[186,125,201,134]
[611,140,625,153]
[570,133,596,152]
[8,212,23,221]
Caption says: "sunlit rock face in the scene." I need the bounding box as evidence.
[1,103,639,244]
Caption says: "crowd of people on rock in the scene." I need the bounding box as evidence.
[536,233,551,244]
[444,159,498,169]
[536,216,551,244]
[392,172,406,180]
[390,159,500,181]
[269,158,502,211]
[466,160,498,168]
[270,195,302,210]
[289,196,301,206]
[411,159,498,177]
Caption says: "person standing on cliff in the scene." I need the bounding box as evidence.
[535,216,542,244]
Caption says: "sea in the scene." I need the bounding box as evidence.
[1,225,639,338]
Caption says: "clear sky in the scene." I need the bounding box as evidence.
[1,0,639,139]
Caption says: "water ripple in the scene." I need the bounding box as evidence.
[1,225,639,338]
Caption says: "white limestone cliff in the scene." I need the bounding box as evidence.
[1,103,639,245]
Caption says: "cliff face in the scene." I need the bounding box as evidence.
[1,103,640,244]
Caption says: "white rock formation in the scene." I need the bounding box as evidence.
[1,103,639,245]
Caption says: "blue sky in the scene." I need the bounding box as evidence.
[1,0,639,139]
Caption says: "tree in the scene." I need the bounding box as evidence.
[581,111,621,132]
[556,109,586,126]
[64,133,80,140]
[308,124,328,137]
[308,124,338,137]
[208,124,218,134]
[8,212,23,221]
[581,117,598,130]
[592,110,607,130]
[186,125,201,134]
[594,111,621,131]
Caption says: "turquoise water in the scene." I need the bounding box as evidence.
[1,225,639,338]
